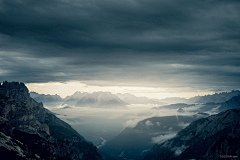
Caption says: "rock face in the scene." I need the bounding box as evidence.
[0,81,30,102]
[144,109,240,160]
[0,81,102,160]
[99,114,208,160]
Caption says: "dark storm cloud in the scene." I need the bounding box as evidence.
[0,0,240,91]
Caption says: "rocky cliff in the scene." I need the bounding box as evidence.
[0,81,102,160]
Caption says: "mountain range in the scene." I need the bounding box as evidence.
[195,90,240,103]
[1,81,240,160]
[30,92,164,108]
[100,95,240,160]
[0,81,102,160]
[116,93,163,105]
[30,90,240,109]
[159,90,240,104]
[30,92,63,106]
[63,91,128,108]
[218,95,240,112]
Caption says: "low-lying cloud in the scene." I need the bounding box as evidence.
[152,133,177,144]
[177,122,190,129]
[145,120,154,127]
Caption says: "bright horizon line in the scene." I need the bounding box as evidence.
[25,81,225,100]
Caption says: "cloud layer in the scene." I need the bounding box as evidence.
[0,0,240,92]
[152,133,177,144]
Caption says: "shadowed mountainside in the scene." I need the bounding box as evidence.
[144,109,240,160]
[0,81,102,160]
[99,113,208,160]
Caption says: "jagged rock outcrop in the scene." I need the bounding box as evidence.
[0,81,30,102]
[144,109,240,160]
[0,81,102,160]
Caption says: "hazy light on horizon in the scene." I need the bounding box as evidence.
[26,81,215,99]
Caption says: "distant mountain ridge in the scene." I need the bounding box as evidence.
[30,91,128,108]
[218,95,240,111]
[159,90,240,104]
[0,81,102,160]
[195,90,240,103]
[116,93,164,105]
[30,91,63,106]
[155,95,240,113]
[63,91,128,108]
[30,90,240,108]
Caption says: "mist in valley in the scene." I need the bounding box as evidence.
[45,99,217,147]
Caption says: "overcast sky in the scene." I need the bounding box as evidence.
[0,0,240,98]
